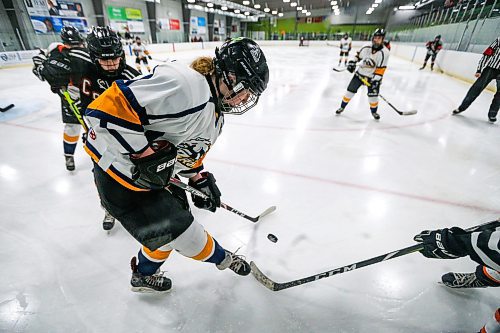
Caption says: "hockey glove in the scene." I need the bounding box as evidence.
[32,53,47,81]
[42,57,72,91]
[347,60,357,73]
[131,141,177,190]
[148,55,152,60]
[414,227,468,259]
[188,172,221,212]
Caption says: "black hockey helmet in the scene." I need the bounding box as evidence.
[435,35,441,40]
[214,37,269,115]
[343,33,349,38]
[372,28,386,51]
[60,26,84,46]
[86,26,125,77]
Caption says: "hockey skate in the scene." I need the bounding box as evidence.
[452,108,465,115]
[419,64,426,70]
[488,111,497,123]
[335,107,345,115]
[64,155,75,171]
[216,250,251,276]
[102,210,115,231]
[441,272,487,288]
[130,257,172,293]
[371,112,381,120]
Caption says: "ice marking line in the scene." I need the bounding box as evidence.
[209,158,500,214]
[2,118,498,214]
[227,113,448,132]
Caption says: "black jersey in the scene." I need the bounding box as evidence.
[44,45,140,110]
[64,47,140,110]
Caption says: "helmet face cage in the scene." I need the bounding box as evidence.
[88,26,125,77]
[371,28,386,50]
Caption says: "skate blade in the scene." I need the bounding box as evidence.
[131,286,172,294]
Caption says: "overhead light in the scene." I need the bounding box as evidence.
[207,2,213,7]
[243,0,250,4]
[209,7,215,11]
[366,10,372,14]
[306,12,311,16]
[283,0,290,2]
[187,0,195,3]
[221,5,228,10]
[372,3,379,7]
[331,0,337,4]
[290,2,297,7]
[301,9,306,12]
[375,0,382,3]
[278,12,284,16]
[264,7,270,12]
[244,11,250,15]
[272,10,278,14]
[332,5,338,9]
[234,9,240,13]
[398,5,415,9]
[254,3,261,8]
[297,6,302,10]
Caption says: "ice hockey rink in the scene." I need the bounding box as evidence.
[1,44,499,332]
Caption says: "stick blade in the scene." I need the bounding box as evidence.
[400,110,418,116]
[250,261,279,291]
[258,206,277,219]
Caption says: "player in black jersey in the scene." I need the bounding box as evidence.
[32,26,87,171]
[40,26,140,231]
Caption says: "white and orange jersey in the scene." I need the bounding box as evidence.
[340,37,352,52]
[132,43,149,58]
[83,62,223,191]
[354,43,390,81]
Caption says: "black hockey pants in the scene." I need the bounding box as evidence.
[459,66,500,116]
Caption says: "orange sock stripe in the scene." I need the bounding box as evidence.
[63,133,79,143]
[481,327,486,333]
[342,96,351,103]
[496,309,500,323]
[142,246,172,261]
[483,266,500,283]
[369,102,379,107]
[191,232,215,261]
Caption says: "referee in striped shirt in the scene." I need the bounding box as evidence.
[453,37,500,122]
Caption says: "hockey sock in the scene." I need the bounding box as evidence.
[341,95,352,108]
[477,265,500,287]
[63,124,80,155]
[137,245,172,275]
[369,97,379,113]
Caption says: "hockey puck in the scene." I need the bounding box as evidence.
[267,233,278,243]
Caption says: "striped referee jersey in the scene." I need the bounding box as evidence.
[477,37,500,73]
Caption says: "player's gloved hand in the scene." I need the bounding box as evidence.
[42,57,72,92]
[347,60,357,73]
[131,140,177,190]
[148,55,152,60]
[32,53,47,81]
[188,172,221,212]
[413,227,468,259]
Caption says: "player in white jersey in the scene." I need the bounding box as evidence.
[335,29,390,120]
[132,36,152,73]
[339,33,352,66]
[83,38,269,293]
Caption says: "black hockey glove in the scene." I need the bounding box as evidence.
[42,57,72,92]
[188,172,221,212]
[347,60,357,73]
[131,141,177,190]
[148,55,152,60]
[414,227,468,259]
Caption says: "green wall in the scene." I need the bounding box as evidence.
[247,18,378,37]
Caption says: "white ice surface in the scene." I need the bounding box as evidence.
[1,46,500,333]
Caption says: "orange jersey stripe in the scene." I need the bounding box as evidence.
[374,67,386,75]
[63,133,79,143]
[142,246,172,261]
[88,82,142,125]
[83,144,149,192]
[191,232,214,261]
[483,266,500,283]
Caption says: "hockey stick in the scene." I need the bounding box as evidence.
[168,177,276,223]
[250,219,499,291]
[0,104,15,112]
[59,90,88,131]
[332,66,347,72]
[379,94,418,116]
[152,57,171,63]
